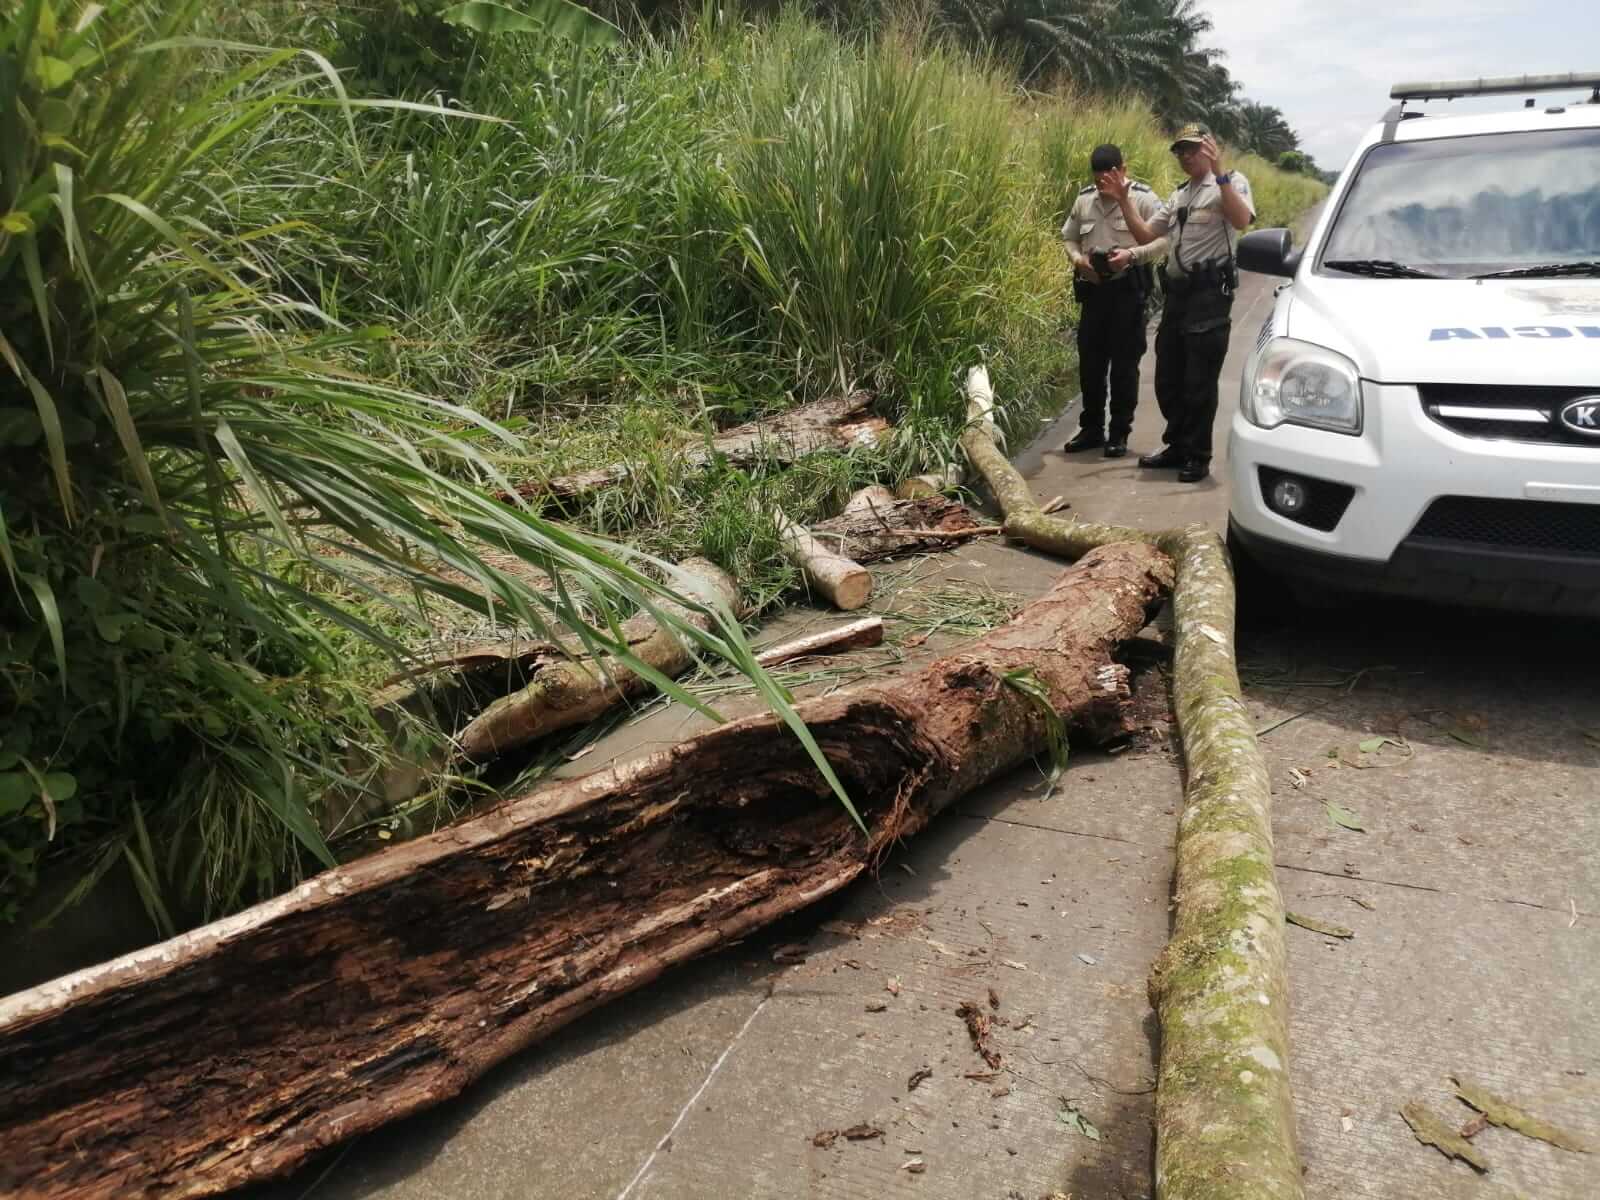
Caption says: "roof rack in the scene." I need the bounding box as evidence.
[1390,71,1600,102]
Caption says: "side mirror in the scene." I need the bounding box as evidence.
[1238,228,1302,278]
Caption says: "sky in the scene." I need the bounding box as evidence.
[1200,0,1600,170]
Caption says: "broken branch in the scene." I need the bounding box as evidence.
[957,364,1301,1200]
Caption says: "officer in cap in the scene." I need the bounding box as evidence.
[1104,123,1254,482]
[1059,144,1168,458]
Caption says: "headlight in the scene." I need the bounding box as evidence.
[1241,337,1363,434]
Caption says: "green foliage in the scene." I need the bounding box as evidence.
[0,1,1324,934]
[1276,149,1310,175]
[0,0,786,928]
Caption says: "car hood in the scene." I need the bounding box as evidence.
[1284,276,1600,386]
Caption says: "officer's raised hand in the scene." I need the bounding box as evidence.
[1097,166,1131,201]
[1196,134,1223,176]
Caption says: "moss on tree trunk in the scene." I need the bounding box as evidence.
[959,368,1302,1200]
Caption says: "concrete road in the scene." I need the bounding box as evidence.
[254,265,1599,1200]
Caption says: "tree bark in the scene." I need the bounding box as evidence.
[808,494,983,560]
[499,392,887,504]
[773,506,873,611]
[0,545,1172,1200]
[956,366,1302,1200]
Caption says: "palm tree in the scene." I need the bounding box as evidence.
[1236,99,1300,159]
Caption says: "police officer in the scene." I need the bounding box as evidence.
[1059,144,1168,458]
[1105,124,1255,482]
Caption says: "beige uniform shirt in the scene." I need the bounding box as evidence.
[1148,171,1256,278]
[1061,182,1167,276]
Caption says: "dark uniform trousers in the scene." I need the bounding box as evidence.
[1074,273,1148,442]
[1153,279,1232,463]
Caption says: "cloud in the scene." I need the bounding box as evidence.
[1199,1,1600,166]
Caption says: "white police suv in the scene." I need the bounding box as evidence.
[1229,72,1600,615]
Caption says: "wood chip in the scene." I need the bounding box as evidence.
[842,1124,884,1141]
[1453,1075,1593,1152]
[956,1000,1002,1069]
[1400,1101,1490,1171]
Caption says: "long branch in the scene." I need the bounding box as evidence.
[957,365,1300,1200]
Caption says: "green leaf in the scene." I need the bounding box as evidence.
[40,772,77,805]
[1357,737,1385,753]
[1324,800,1365,832]
[19,571,67,681]
[94,612,138,643]
[1057,1103,1101,1140]
[440,0,621,45]
[0,408,43,446]
[0,332,73,518]
[93,366,165,519]
[1,210,35,234]
[0,772,33,817]
[37,55,74,89]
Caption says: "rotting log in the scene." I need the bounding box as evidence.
[455,558,737,763]
[808,494,982,560]
[500,391,887,504]
[957,365,1301,1200]
[774,505,873,611]
[0,544,1172,1200]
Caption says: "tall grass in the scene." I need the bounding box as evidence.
[0,0,819,929]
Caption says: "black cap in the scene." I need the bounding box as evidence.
[1089,143,1123,173]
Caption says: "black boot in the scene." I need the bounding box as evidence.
[1103,438,1128,458]
[1178,457,1211,483]
[1138,446,1184,469]
[1063,429,1104,453]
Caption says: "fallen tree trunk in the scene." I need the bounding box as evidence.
[501,392,887,503]
[774,505,873,611]
[0,544,1172,1200]
[957,366,1301,1200]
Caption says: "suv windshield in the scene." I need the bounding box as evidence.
[1319,126,1600,278]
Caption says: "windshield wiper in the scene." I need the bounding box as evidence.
[1323,258,1441,279]
[1471,261,1600,279]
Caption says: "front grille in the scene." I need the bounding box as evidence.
[1419,384,1600,446]
[1409,496,1600,557]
